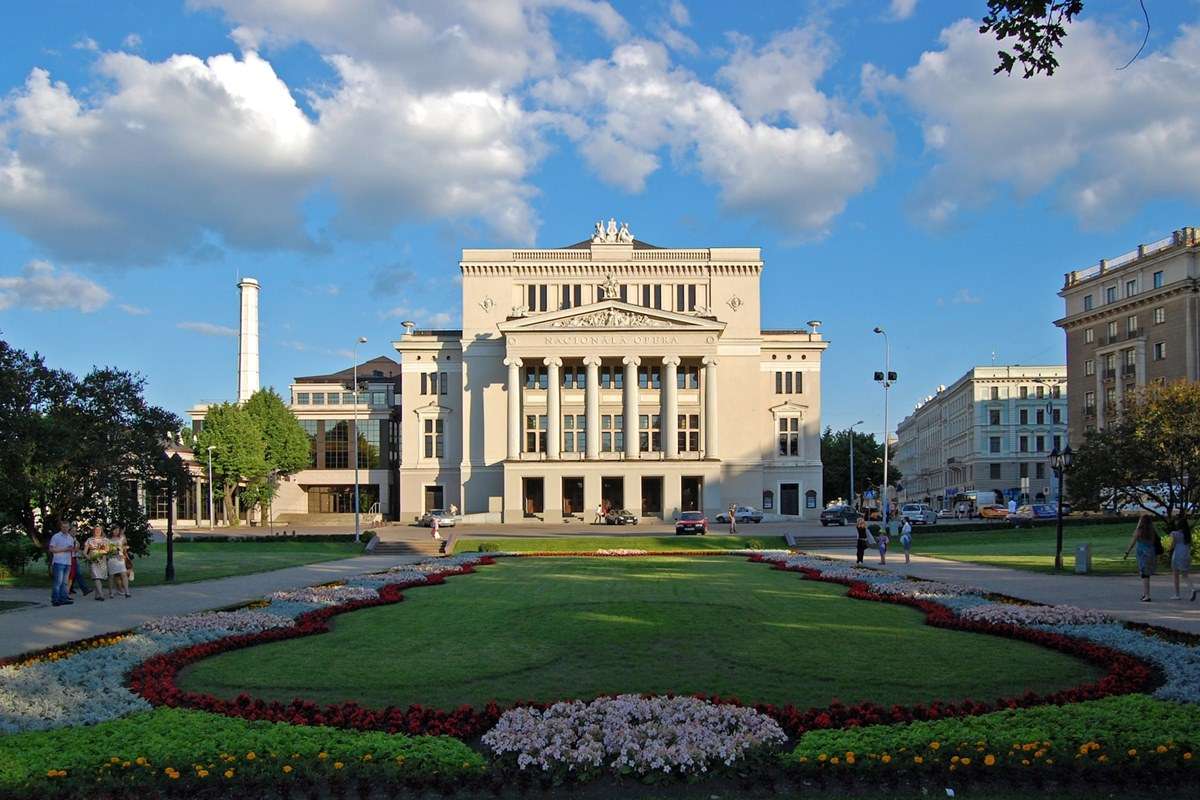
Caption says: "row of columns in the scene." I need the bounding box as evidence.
[503,355,719,461]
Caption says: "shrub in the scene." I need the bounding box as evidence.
[745,538,766,549]
[0,707,485,798]
[0,532,42,577]
[477,542,501,552]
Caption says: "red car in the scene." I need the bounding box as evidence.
[675,511,708,535]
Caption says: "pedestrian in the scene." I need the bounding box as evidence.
[448,503,458,518]
[1008,497,1018,517]
[855,517,868,565]
[900,518,913,564]
[47,520,76,606]
[430,515,442,550]
[877,522,890,565]
[67,523,93,598]
[1168,516,1197,602]
[594,502,604,525]
[83,525,111,601]
[1123,513,1160,602]
[728,504,738,535]
[107,525,131,598]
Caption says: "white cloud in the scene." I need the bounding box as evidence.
[887,0,917,21]
[177,320,237,336]
[951,287,980,304]
[668,1,690,27]
[0,260,110,311]
[118,303,150,315]
[72,36,99,52]
[537,32,887,234]
[122,33,142,49]
[871,19,1200,227]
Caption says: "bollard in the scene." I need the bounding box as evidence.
[1075,543,1092,574]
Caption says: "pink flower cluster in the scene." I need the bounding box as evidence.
[139,610,295,636]
[268,585,378,605]
[482,694,786,776]
[958,603,1111,626]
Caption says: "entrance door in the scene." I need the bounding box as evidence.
[780,483,799,516]
[601,476,624,512]
[681,476,703,512]
[523,477,545,517]
[562,477,584,517]
[641,476,663,516]
[424,485,444,512]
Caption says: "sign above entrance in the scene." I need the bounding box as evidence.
[543,334,680,346]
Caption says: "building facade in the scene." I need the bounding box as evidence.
[1056,226,1200,446]
[894,366,1068,510]
[392,222,827,523]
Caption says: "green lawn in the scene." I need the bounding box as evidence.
[0,540,364,589]
[913,522,1188,575]
[179,556,1101,710]
[454,534,787,553]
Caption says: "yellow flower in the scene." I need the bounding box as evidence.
[110,757,120,764]
[198,769,209,778]
[985,754,996,766]
[1128,749,1138,757]
[830,756,840,765]
[929,741,940,750]
[224,769,235,779]
[282,765,293,774]
[817,753,828,762]
[1099,755,1109,763]
[961,757,971,766]
[334,761,344,770]
[1157,745,1168,753]
[46,770,58,778]
[122,761,130,769]
[291,753,299,759]
[245,752,256,761]
[362,754,373,762]
[1021,759,1030,766]
[881,754,892,764]
[845,753,856,765]
[950,756,960,764]
[1045,758,1054,765]
[1184,752,1193,761]
[317,752,328,761]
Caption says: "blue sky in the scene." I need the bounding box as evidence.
[2,0,1199,441]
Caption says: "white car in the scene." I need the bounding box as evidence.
[900,503,937,525]
[417,509,457,527]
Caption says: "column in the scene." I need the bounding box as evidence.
[703,356,719,459]
[583,356,601,460]
[661,356,680,459]
[623,356,640,459]
[193,477,202,526]
[544,357,562,460]
[504,357,522,460]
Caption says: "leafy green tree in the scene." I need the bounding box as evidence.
[820,427,901,507]
[195,402,266,526]
[1070,380,1200,528]
[243,388,310,518]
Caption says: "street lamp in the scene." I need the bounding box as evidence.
[352,336,368,544]
[848,420,864,509]
[1049,445,1074,571]
[206,445,216,531]
[873,328,896,522]
[159,451,185,583]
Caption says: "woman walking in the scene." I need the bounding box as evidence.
[1124,513,1159,602]
[1168,516,1197,602]
[900,518,913,564]
[107,525,131,598]
[855,517,868,565]
[877,521,890,565]
[83,526,110,601]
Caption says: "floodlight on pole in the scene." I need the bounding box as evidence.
[873,327,894,523]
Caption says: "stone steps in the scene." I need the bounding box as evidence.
[371,540,443,557]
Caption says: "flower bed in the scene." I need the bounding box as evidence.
[483,694,785,779]
[267,585,379,605]
[140,610,295,637]
[959,603,1111,626]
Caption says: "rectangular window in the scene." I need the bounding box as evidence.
[1107,321,1118,339]
[598,366,623,389]
[641,284,650,307]
[990,463,1002,480]
[423,418,444,459]
[600,414,623,452]
[1036,462,1045,479]
[1052,408,1061,423]
[1153,270,1164,289]
[1104,352,1116,372]
[990,409,1002,425]
[1053,434,1062,450]
[296,392,310,405]
[560,284,582,309]
[1019,435,1029,453]
[299,419,318,468]
[1085,328,1094,343]
[1154,307,1166,324]
[1084,359,1095,376]
[1018,409,1027,425]
[989,436,1001,453]
[785,372,793,393]
[1127,315,1138,335]
[678,365,699,389]
[311,392,325,405]
[1105,286,1117,304]
[638,414,661,452]
[678,413,700,452]
[420,373,427,395]
[356,419,381,469]
[775,372,783,394]
[1083,294,1093,311]
[324,421,349,469]
[524,414,547,453]
[1019,386,1028,399]
[1125,279,1137,298]
[1051,385,1061,398]
[562,414,584,453]
[1036,385,1045,399]
[1154,341,1167,360]
[990,387,1000,400]
[1035,435,1045,452]
[778,417,801,456]
[637,365,661,389]
[326,392,340,405]
[1123,348,1136,366]
[439,373,447,395]
[343,392,356,404]
[524,366,548,389]
[1085,391,1095,410]
[1035,409,1044,425]
[1019,462,1029,479]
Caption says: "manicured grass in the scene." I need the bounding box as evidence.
[0,541,364,589]
[913,522,1188,576]
[180,556,1102,710]
[454,534,787,553]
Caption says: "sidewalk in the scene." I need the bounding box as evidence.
[0,554,424,660]
[803,548,1200,635]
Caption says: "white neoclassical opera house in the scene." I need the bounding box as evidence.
[393,220,827,524]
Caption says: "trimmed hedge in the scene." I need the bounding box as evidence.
[0,707,485,798]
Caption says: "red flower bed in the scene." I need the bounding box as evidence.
[125,553,1156,742]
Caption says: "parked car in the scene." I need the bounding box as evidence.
[604,508,638,525]
[937,508,956,519]
[675,511,708,535]
[1008,504,1058,526]
[900,503,937,525]
[978,504,1009,520]
[713,505,764,524]
[416,509,457,527]
[820,505,859,527]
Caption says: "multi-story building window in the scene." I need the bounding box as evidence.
[1083,295,1093,311]
[1036,385,1045,399]
[1053,408,1062,423]
[1019,462,1029,478]
[1084,359,1095,376]
[324,421,349,468]
[600,414,623,452]
[675,284,698,311]
[296,392,310,405]
[599,366,623,388]
[526,284,549,312]
[523,414,547,453]
[775,371,803,394]
[1051,385,1061,398]
[1036,462,1045,479]
[311,392,325,405]
[561,365,586,389]
[524,365,548,389]
[1127,315,1138,336]
[1018,409,1028,424]
[1105,387,1117,409]
[1154,307,1166,324]
[562,414,585,453]
[1035,409,1044,424]
[299,420,318,467]
[1154,341,1167,360]
[1153,270,1164,288]
[990,409,1002,425]
[1019,435,1029,453]
[1125,279,1137,297]
[1035,435,1045,452]
[356,419,381,469]
[1085,328,1094,343]
[990,387,1000,400]
[1084,391,1096,410]
[637,365,661,389]
[423,418,444,458]
[1106,321,1119,340]
[420,372,447,395]
[677,365,699,389]
[1053,434,1062,450]
[1019,386,1028,399]
[778,417,801,456]
[989,436,1001,453]
[560,284,582,309]
[327,392,341,405]
[990,463,1002,480]
[1105,286,1117,304]
[1104,353,1116,376]
[638,414,661,452]
[678,413,700,451]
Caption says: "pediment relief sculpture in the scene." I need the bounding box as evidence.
[549,308,670,329]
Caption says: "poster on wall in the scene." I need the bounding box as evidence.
[762,491,774,510]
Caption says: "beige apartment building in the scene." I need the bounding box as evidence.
[393,221,828,523]
[1056,226,1200,446]
[894,366,1068,510]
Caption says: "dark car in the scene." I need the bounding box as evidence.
[675,511,708,535]
[604,509,638,525]
[820,505,859,526]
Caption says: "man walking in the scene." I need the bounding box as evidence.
[48,521,76,606]
[728,504,738,535]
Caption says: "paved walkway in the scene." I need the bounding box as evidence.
[804,548,1200,634]
[0,554,424,660]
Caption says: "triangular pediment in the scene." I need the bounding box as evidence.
[498,300,725,333]
[770,401,809,415]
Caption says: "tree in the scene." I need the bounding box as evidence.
[195,402,266,526]
[820,427,901,506]
[980,1,1085,78]
[242,388,311,518]
[1069,380,1200,528]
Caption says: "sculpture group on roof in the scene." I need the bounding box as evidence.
[593,217,632,244]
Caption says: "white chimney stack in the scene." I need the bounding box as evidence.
[237,277,260,403]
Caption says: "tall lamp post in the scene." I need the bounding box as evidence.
[206,445,216,531]
[352,336,368,544]
[160,451,184,583]
[848,419,864,509]
[1049,445,1074,571]
[872,328,896,522]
